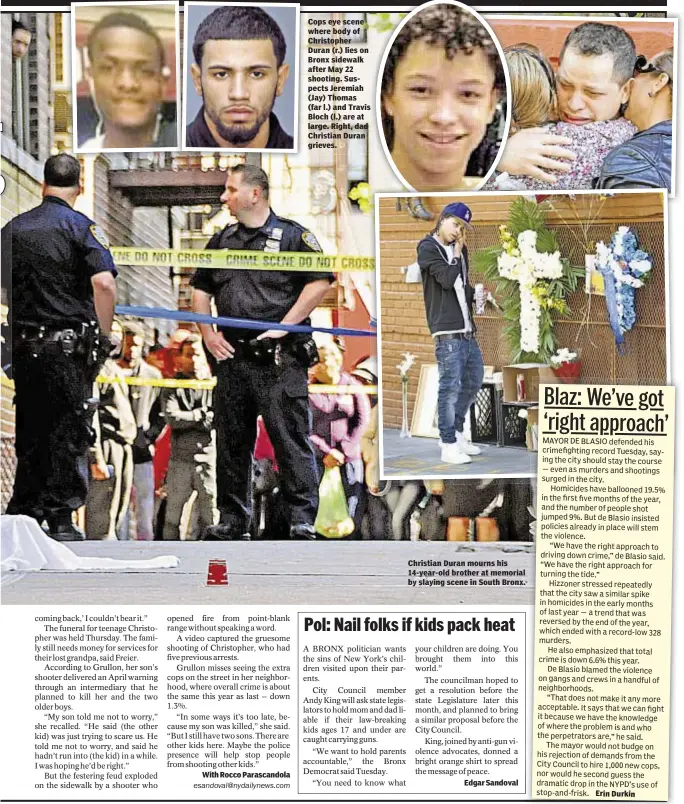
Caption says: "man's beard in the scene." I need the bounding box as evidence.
[204,88,276,145]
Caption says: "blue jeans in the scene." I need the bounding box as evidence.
[435,337,484,444]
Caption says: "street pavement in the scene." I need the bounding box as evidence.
[1,540,535,606]
[382,428,537,477]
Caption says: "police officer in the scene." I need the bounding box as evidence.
[191,163,334,540]
[2,153,117,540]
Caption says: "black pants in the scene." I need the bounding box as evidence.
[214,353,319,532]
[7,340,93,521]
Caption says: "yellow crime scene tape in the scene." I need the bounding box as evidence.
[96,375,377,394]
[111,247,375,273]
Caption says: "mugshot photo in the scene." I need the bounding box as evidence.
[377,0,510,193]
[71,2,180,152]
[183,2,299,152]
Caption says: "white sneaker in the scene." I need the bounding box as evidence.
[440,442,472,464]
[456,431,481,455]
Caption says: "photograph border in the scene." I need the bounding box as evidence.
[484,13,678,197]
[180,1,301,154]
[374,0,513,194]
[71,0,182,155]
[374,186,670,482]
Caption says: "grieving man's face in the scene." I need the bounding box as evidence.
[12,28,32,60]
[191,38,289,146]
[556,47,630,124]
[87,26,165,134]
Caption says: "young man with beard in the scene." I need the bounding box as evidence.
[186,6,293,150]
[496,22,636,184]
[185,6,294,150]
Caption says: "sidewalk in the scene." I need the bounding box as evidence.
[2,541,534,606]
[382,428,537,478]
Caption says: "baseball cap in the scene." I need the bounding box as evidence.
[441,202,473,229]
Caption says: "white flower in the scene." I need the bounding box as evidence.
[517,229,538,259]
[518,409,528,420]
[629,258,652,275]
[519,286,541,353]
[550,348,577,365]
[595,241,611,268]
[613,227,630,257]
[397,352,415,376]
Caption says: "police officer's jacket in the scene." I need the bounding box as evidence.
[190,210,334,343]
[2,196,117,329]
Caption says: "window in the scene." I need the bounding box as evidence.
[347,126,369,211]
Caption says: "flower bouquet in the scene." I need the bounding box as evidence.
[397,352,415,438]
[473,197,583,363]
[593,227,652,354]
[549,348,582,383]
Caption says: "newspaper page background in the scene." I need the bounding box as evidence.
[534,385,675,799]
[1,3,682,803]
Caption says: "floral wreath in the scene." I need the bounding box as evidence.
[594,227,652,353]
[474,198,582,363]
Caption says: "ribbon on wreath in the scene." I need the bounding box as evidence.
[594,227,652,355]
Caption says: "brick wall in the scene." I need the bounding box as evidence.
[379,193,667,429]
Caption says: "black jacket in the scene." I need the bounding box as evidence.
[185,109,293,149]
[597,120,672,191]
[417,236,475,335]
[3,196,117,328]
[190,210,333,342]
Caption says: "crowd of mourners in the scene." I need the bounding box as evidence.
[90,323,534,541]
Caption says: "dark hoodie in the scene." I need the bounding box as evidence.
[417,236,475,335]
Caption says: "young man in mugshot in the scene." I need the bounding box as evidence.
[417,202,484,465]
[79,11,176,150]
[186,6,293,150]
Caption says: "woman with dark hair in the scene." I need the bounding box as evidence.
[598,50,673,190]
[380,2,505,191]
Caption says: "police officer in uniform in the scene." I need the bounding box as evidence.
[2,154,117,540]
[191,163,334,540]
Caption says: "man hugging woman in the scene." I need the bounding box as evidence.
[489,22,673,191]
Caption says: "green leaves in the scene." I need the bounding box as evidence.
[473,198,582,363]
[471,246,500,280]
[507,197,546,238]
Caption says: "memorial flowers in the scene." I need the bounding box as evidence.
[397,352,415,438]
[593,227,653,353]
[473,198,583,362]
[550,347,582,381]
